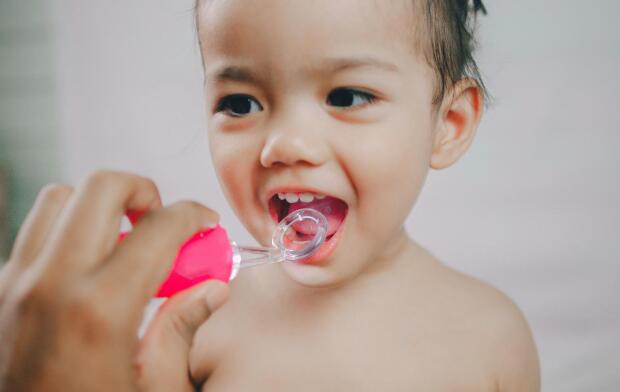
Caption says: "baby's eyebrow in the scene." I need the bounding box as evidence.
[205,56,400,84]
[320,57,400,74]
[207,64,263,84]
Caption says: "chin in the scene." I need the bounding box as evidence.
[279,245,366,289]
[280,261,338,287]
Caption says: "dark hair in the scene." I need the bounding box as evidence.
[194,0,488,104]
[422,0,488,104]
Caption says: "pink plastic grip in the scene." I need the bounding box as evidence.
[118,225,233,297]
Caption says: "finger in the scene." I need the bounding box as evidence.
[147,280,228,349]
[8,184,73,268]
[135,280,229,392]
[41,171,162,276]
[100,200,219,317]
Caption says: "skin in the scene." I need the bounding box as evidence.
[0,172,230,391]
[190,0,540,391]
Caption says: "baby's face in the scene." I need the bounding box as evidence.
[199,0,438,287]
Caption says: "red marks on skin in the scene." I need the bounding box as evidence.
[446,110,465,138]
[446,85,481,139]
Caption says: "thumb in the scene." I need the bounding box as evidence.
[156,280,229,346]
[135,280,229,392]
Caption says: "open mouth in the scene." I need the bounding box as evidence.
[268,191,349,243]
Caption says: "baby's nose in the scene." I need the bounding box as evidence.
[259,124,329,168]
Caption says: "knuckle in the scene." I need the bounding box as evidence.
[13,281,57,318]
[168,311,195,342]
[83,169,145,189]
[83,171,158,200]
[83,170,121,190]
[39,183,72,204]
[172,200,204,213]
[140,176,158,192]
[167,201,215,229]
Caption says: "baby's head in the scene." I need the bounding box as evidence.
[196,0,485,287]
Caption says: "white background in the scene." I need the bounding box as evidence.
[50,1,619,390]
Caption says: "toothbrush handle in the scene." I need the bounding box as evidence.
[231,243,285,271]
[118,226,234,297]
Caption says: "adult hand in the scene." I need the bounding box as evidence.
[0,171,228,391]
[135,280,228,391]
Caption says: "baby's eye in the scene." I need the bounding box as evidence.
[326,88,377,109]
[215,94,263,117]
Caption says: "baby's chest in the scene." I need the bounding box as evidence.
[195,312,495,391]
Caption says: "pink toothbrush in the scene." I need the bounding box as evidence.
[120,208,327,297]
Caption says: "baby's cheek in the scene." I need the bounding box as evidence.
[350,136,429,234]
[210,134,272,244]
[209,133,255,208]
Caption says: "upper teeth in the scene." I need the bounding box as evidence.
[277,192,326,203]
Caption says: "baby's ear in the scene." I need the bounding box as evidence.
[430,79,483,170]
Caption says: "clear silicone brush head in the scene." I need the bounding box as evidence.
[229,208,328,278]
[272,208,328,260]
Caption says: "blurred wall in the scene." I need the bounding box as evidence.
[409,2,620,389]
[0,0,59,258]
[51,0,241,238]
[4,0,614,390]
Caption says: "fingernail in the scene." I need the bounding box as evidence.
[203,223,219,230]
[203,212,220,230]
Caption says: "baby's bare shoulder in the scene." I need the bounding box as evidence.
[427,263,541,391]
[435,265,523,319]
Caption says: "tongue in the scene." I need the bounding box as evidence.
[288,197,348,237]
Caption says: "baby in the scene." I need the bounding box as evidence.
[188,0,540,390]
